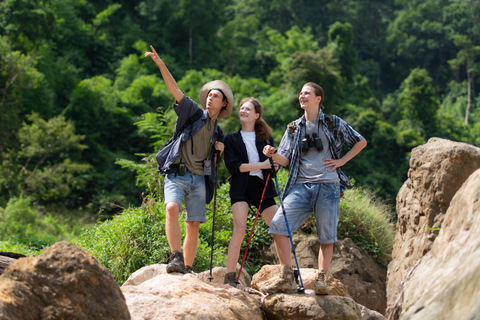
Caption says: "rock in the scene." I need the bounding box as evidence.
[387,138,480,306]
[121,264,263,320]
[359,304,387,320]
[279,235,387,314]
[196,265,252,289]
[386,169,480,319]
[331,238,387,315]
[0,241,130,320]
[262,292,362,320]
[251,264,351,297]
[0,255,17,276]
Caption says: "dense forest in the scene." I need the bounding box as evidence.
[1,0,479,218]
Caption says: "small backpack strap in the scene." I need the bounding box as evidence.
[324,113,335,134]
[287,120,297,139]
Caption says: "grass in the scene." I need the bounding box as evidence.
[338,186,395,268]
[0,196,95,255]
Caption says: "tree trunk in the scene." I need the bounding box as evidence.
[465,58,471,125]
[189,26,193,67]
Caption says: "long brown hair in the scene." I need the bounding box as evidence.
[304,82,325,111]
[239,97,273,142]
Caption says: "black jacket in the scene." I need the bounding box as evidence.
[224,130,277,201]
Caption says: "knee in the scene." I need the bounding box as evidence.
[165,202,180,218]
[234,225,246,237]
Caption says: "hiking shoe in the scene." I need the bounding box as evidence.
[315,269,330,295]
[223,272,239,287]
[184,265,193,274]
[260,265,297,294]
[166,251,185,274]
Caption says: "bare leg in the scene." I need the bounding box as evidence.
[226,202,249,273]
[165,202,182,252]
[261,205,278,226]
[184,221,201,267]
[273,234,292,267]
[318,243,333,271]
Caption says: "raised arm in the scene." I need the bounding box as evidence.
[144,45,184,103]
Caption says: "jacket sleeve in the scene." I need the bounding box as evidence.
[224,134,244,177]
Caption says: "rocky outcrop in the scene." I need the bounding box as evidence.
[271,235,387,314]
[387,169,480,319]
[123,264,383,320]
[330,238,387,314]
[0,241,130,320]
[122,265,263,320]
[263,293,362,320]
[251,264,351,297]
[387,138,480,306]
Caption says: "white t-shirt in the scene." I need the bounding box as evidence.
[240,130,263,179]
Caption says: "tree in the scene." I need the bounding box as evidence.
[174,0,228,67]
[397,68,439,141]
[2,113,92,204]
[444,1,480,124]
[328,22,357,81]
[0,36,51,156]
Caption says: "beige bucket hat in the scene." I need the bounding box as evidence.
[199,80,233,119]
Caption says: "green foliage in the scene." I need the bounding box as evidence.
[0,112,92,206]
[75,198,170,284]
[1,1,480,280]
[0,196,94,253]
[338,187,395,268]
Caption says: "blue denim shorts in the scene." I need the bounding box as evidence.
[269,183,340,244]
[164,171,207,223]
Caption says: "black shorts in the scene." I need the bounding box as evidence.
[231,176,276,213]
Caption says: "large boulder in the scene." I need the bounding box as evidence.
[251,264,351,297]
[330,238,387,315]
[0,241,130,320]
[121,265,263,320]
[387,138,480,306]
[262,293,362,320]
[386,169,480,319]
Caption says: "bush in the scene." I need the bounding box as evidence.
[76,165,394,284]
[0,196,94,254]
[338,186,395,268]
[74,197,170,284]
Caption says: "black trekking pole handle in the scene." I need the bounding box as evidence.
[268,157,277,179]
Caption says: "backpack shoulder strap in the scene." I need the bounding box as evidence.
[324,113,335,134]
[287,120,297,139]
[172,108,203,140]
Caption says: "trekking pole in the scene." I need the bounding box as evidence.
[236,171,272,282]
[269,157,305,293]
[208,151,221,282]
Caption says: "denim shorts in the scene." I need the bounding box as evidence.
[164,171,207,223]
[269,183,340,244]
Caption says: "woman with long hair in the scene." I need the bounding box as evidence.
[223,97,278,287]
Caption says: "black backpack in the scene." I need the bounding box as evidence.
[155,108,203,171]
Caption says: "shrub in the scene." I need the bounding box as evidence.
[74,197,170,284]
[338,186,395,268]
